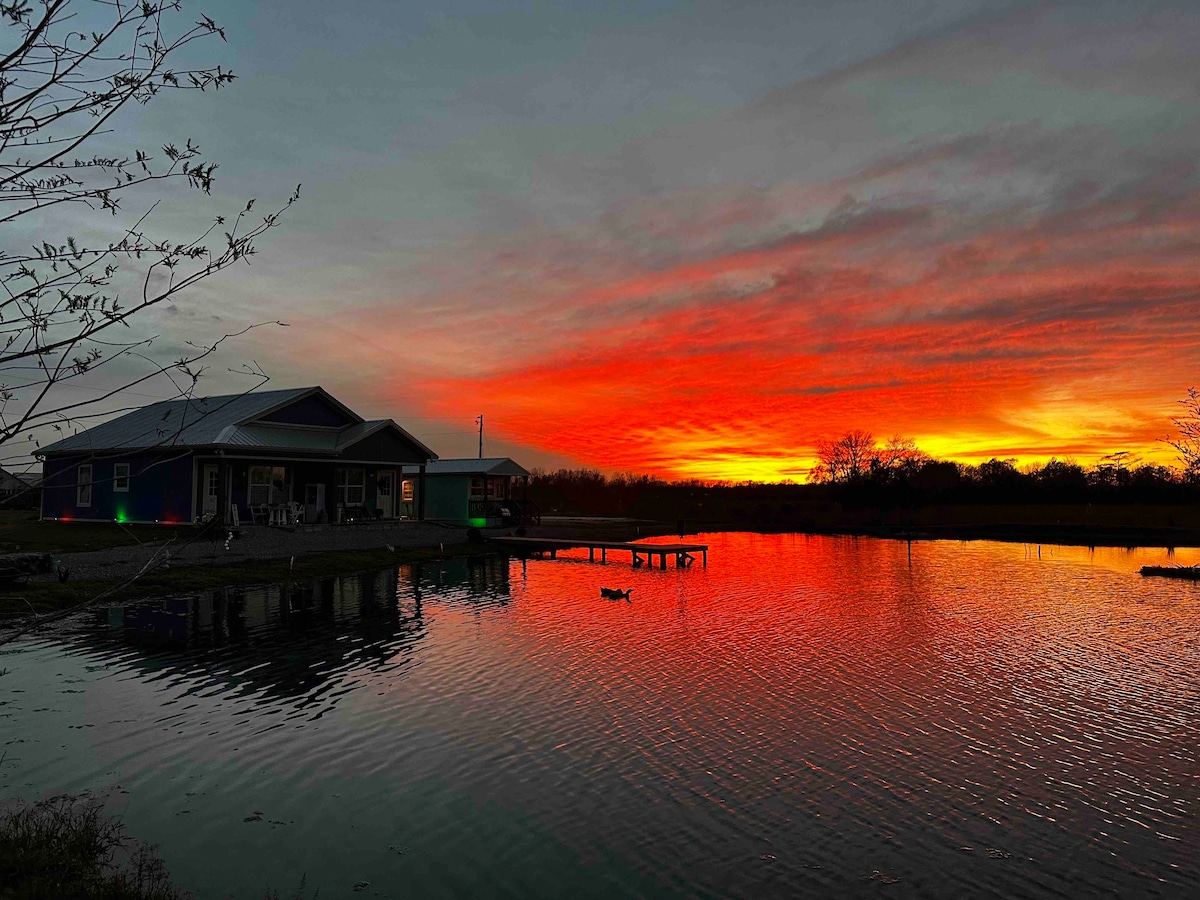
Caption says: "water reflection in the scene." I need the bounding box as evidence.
[2,536,1198,900]
[68,555,511,712]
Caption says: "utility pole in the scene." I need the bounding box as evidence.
[476,414,483,459]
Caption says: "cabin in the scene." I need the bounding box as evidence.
[0,466,38,499]
[400,458,536,527]
[35,387,436,525]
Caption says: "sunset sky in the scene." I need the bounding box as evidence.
[20,1,1200,481]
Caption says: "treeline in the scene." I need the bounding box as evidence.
[525,455,1196,523]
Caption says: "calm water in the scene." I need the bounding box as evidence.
[2,534,1199,898]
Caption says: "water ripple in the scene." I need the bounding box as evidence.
[2,537,1199,898]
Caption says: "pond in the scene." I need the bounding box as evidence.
[2,534,1199,898]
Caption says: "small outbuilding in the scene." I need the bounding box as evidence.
[400,458,536,527]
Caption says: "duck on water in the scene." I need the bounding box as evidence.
[600,587,633,602]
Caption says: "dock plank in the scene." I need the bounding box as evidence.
[488,536,707,567]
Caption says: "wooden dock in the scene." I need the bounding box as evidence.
[488,536,707,568]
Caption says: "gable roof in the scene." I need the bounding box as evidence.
[402,457,529,477]
[35,387,436,460]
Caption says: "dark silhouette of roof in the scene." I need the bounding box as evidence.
[36,386,436,459]
[402,457,529,477]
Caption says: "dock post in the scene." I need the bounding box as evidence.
[601,548,606,563]
[589,547,594,562]
[549,548,556,559]
[703,549,707,567]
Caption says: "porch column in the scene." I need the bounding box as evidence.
[417,463,426,521]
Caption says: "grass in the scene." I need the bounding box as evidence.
[0,510,190,555]
[0,795,184,899]
[0,541,493,617]
[0,796,318,899]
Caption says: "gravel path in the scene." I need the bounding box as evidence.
[45,521,469,583]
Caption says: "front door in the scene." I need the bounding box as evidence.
[376,471,395,519]
[203,465,219,517]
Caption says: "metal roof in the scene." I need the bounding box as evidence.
[402,457,530,477]
[36,387,436,460]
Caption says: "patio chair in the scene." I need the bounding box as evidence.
[288,501,304,525]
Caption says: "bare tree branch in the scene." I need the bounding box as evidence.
[1,0,298,461]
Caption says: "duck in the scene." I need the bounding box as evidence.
[600,587,633,602]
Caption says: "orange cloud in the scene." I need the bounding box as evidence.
[386,186,1200,480]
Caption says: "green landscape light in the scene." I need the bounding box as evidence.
[468,517,487,528]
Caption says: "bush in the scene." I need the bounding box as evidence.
[0,795,184,899]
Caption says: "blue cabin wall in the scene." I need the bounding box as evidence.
[41,453,194,522]
[257,395,354,428]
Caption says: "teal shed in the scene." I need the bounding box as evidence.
[400,458,535,527]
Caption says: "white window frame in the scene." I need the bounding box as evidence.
[113,462,130,493]
[337,468,365,506]
[77,464,93,507]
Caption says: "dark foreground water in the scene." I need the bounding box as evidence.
[2,534,1199,898]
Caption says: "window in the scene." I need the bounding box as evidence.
[487,477,505,499]
[249,466,287,506]
[76,464,93,507]
[469,477,485,499]
[337,468,365,506]
[113,463,130,493]
[401,480,414,503]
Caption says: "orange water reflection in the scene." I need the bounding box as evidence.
[4,534,1198,898]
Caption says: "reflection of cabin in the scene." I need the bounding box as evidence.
[35,386,436,525]
[400,458,536,527]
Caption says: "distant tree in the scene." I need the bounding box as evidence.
[0,0,299,469]
[912,460,960,497]
[1128,463,1177,493]
[813,430,876,484]
[1088,451,1139,490]
[971,457,1021,487]
[1036,458,1088,498]
[870,434,928,483]
[1165,387,1200,480]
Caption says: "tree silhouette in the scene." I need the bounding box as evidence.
[813,430,876,483]
[1165,386,1200,480]
[0,0,299,474]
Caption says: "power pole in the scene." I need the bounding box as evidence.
[476,414,483,459]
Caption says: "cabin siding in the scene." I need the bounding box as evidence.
[41,453,193,522]
[257,394,354,427]
[343,429,429,465]
[423,475,470,524]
